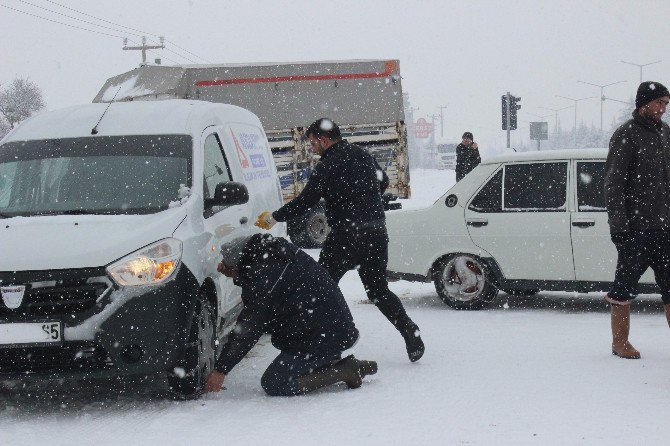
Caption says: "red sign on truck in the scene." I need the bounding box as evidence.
[414,118,434,138]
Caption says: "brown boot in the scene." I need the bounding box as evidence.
[610,303,641,359]
[664,304,670,329]
[296,355,366,394]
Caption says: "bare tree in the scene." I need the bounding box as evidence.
[0,77,46,137]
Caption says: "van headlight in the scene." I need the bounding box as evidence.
[107,238,183,287]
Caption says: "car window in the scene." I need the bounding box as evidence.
[469,169,502,213]
[576,161,606,212]
[203,133,233,201]
[503,162,567,211]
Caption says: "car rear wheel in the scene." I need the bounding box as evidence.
[168,297,216,398]
[433,254,498,310]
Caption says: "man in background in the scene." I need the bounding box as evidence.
[455,131,481,181]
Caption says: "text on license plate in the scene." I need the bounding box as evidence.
[0,322,62,346]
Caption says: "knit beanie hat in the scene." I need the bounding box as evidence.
[220,235,253,268]
[462,132,473,140]
[635,81,670,109]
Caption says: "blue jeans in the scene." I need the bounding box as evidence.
[609,230,670,304]
[261,351,342,396]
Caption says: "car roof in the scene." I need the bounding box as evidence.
[483,148,608,164]
[2,100,258,142]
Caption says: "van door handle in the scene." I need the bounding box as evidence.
[572,219,595,228]
[240,216,248,225]
[466,218,488,227]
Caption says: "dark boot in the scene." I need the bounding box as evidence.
[357,358,378,378]
[296,355,364,394]
[611,303,640,359]
[401,322,425,362]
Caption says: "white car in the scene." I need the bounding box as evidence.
[386,149,657,310]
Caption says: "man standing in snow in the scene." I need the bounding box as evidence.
[255,118,425,362]
[455,132,481,182]
[205,234,377,396]
[604,81,670,359]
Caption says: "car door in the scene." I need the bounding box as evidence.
[571,160,654,283]
[464,161,575,281]
[201,130,250,317]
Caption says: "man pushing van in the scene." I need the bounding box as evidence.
[204,234,377,396]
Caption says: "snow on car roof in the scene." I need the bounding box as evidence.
[3,100,257,141]
[483,148,608,165]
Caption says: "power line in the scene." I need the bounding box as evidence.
[0,3,125,39]
[42,0,211,63]
[16,0,198,64]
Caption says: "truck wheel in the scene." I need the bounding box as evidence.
[287,205,330,248]
[433,254,498,310]
[168,297,216,398]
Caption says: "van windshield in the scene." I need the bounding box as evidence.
[0,135,192,217]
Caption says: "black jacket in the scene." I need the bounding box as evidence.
[604,111,670,234]
[214,234,359,374]
[272,140,389,230]
[455,143,481,181]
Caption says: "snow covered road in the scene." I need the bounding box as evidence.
[2,169,670,445]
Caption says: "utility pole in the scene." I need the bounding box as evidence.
[621,60,662,84]
[578,80,626,132]
[123,36,165,64]
[428,113,439,160]
[438,105,448,138]
[540,106,572,134]
[556,95,596,148]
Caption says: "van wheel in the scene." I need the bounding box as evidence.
[288,204,330,248]
[502,289,539,297]
[433,254,498,310]
[168,298,216,398]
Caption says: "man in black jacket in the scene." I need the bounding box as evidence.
[604,81,670,359]
[256,118,425,362]
[204,234,377,396]
[455,131,481,181]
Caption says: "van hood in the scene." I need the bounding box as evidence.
[0,208,187,271]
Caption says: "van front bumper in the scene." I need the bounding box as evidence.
[0,265,200,379]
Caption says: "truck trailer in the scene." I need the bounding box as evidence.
[94,59,410,247]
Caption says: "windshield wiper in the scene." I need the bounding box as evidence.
[36,209,100,216]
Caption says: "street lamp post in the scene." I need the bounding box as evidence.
[438,105,447,138]
[577,80,626,132]
[540,106,573,134]
[621,60,662,84]
[556,95,596,148]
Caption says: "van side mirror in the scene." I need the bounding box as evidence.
[205,181,249,209]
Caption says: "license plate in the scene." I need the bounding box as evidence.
[0,321,62,346]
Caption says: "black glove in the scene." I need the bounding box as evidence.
[610,232,630,248]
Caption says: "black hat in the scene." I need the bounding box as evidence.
[462,132,473,140]
[635,81,670,109]
[305,118,341,139]
[220,235,253,268]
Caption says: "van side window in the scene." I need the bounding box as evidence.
[577,161,606,212]
[203,133,232,200]
[503,162,567,211]
[469,169,502,212]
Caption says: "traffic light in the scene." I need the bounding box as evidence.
[501,95,508,130]
[509,95,521,130]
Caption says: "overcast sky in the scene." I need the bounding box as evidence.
[1,0,669,153]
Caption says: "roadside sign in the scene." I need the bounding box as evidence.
[414,118,434,138]
[530,122,548,140]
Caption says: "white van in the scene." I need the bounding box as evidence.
[0,100,285,396]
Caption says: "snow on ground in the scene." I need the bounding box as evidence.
[2,169,670,445]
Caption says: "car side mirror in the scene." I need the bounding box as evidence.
[205,181,249,209]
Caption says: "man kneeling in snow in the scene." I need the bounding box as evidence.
[205,234,377,396]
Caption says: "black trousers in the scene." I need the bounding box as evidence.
[319,227,412,330]
[260,351,342,396]
[609,230,670,304]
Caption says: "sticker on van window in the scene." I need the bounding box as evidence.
[230,129,272,182]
